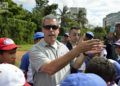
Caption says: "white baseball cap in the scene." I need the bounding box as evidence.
[0,64,25,86]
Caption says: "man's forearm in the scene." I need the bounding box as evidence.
[40,44,83,75]
[40,39,101,75]
[72,53,86,69]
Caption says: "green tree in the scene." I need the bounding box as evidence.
[0,0,36,44]
[32,0,58,31]
[58,6,69,27]
[75,9,88,28]
[93,26,107,40]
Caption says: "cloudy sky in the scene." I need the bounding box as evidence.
[12,0,120,27]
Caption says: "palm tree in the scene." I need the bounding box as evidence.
[58,6,70,27]
[75,9,88,28]
[35,0,48,8]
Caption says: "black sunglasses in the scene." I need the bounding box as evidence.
[43,25,59,30]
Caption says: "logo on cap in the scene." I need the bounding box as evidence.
[4,38,15,45]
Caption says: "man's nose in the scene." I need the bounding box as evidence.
[50,27,53,31]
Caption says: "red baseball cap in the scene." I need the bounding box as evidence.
[0,38,17,50]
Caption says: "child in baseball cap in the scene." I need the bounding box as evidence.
[60,73,107,86]
[0,63,29,86]
[0,37,17,64]
[85,31,94,40]
[34,32,44,44]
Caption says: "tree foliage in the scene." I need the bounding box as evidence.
[0,0,36,44]
[93,26,107,40]
[75,9,88,28]
[0,0,107,44]
[57,6,88,35]
[32,0,58,31]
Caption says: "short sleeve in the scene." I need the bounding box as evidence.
[29,47,50,72]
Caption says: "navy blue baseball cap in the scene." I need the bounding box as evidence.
[60,73,107,86]
[64,33,69,37]
[86,31,94,39]
[34,32,44,40]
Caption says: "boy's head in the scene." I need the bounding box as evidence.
[85,57,116,83]
[60,73,107,86]
[85,31,94,40]
[69,27,80,43]
[34,32,44,44]
[0,38,17,64]
[0,63,25,86]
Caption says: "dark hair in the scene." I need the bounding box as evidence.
[85,57,116,82]
[69,26,80,34]
[70,26,80,30]
[34,37,43,40]
[0,48,17,54]
[0,50,4,54]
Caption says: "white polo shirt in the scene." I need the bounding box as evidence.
[29,39,70,86]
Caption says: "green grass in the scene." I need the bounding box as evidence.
[17,44,33,51]
[15,44,33,67]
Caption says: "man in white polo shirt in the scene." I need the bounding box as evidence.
[29,14,104,86]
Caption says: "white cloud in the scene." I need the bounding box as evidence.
[13,0,35,5]
[12,0,120,26]
[65,0,120,26]
[12,0,26,3]
[12,0,36,11]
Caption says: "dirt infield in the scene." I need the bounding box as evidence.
[16,51,26,66]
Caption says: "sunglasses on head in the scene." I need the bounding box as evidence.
[43,25,59,30]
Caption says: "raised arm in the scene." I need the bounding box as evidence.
[40,39,103,75]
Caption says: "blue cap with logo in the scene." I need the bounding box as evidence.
[34,32,44,40]
[60,73,107,86]
[64,33,69,37]
[86,31,94,39]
